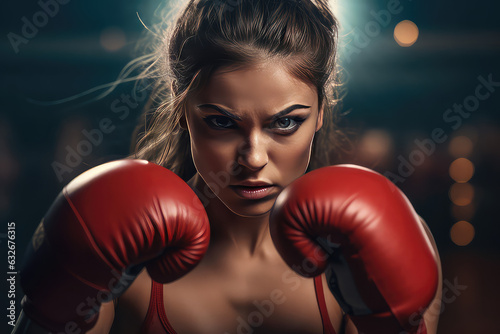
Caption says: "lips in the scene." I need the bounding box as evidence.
[229,184,276,200]
[234,180,273,187]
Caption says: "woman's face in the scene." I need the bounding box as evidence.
[183,61,323,217]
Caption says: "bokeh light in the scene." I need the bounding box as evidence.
[449,158,475,183]
[394,20,419,47]
[100,27,127,52]
[449,135,474,158]
[357,129,393,165]
[450,221,475,246]
[449,182,474,206]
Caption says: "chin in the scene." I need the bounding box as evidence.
[221,196,275,218]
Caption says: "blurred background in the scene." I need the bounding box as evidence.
[1,0,499,333]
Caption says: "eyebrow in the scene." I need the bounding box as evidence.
[196,103,311,122]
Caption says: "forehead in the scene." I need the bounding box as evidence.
[192,62,317,110]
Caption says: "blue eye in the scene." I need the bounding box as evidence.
[203,116,236,129]
[202,115,306,134]
[275,117,295,129]
[273,117,306,133]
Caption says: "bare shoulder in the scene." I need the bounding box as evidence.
[110,269,152,334]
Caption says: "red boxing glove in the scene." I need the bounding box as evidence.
[270,165,438,334]
[20,159,210,333]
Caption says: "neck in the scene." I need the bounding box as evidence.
[187,173,275,259]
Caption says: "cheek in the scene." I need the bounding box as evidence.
[188,121,237,179]
[272,132,315,183]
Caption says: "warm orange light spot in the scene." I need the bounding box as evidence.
[449,183,474,206]
[100,27,127,52]
[358,129,393,161]
[450,221,475,246]
[448,136,473,158]
[394,20,419,47]
[449,158,474,183]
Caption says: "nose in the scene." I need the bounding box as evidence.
[236,131,269,171]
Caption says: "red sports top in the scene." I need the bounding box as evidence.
[140,275,338,334]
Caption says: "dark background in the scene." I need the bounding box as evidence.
[1,0,499,333]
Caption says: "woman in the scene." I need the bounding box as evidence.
[14,0,442,333]
[117,0,351,331]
